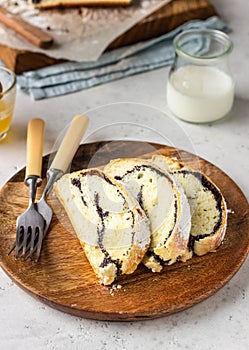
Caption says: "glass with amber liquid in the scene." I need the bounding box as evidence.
[0,66,16,140]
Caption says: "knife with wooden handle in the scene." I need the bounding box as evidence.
[36,114,89,236]
[0,6,53,49]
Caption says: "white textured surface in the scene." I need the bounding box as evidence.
[1,0,249,349]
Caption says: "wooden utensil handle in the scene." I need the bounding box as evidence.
[50,115,89,173]
[25,118,45,180]
[0,6,53,49]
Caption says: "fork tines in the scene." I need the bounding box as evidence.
[8,220,44,261]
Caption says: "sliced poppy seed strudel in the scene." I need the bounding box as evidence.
[54,168,150,285]
[152,155,227,260]
[104,158,191,272]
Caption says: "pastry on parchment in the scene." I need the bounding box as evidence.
[54,168,150,285]
[104,158,191,272]
[29,0,132,9]
[152,155,227,260]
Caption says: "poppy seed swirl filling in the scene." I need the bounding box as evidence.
[105,158,191,272]
[151,154,227,260]
[70,171,137,273]
[113,164,178,240]
[172,170,223,248]
[53,167,151,285]
[93,191,135,273]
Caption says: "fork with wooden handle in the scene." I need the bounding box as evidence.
[8,118,45,261]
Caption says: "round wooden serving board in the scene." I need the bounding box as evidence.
[0,141,249,321]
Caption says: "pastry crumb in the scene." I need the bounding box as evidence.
[109,284,123,296]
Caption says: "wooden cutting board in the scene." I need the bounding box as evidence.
[0,141,249,321]
[0,0,217,74]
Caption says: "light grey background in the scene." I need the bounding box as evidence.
[0,0,248,349]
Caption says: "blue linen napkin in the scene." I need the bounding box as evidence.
[17,16,227,100]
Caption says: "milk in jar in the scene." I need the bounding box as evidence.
[167,29,234,123]
[167,65,234,123]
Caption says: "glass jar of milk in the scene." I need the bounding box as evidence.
[167,29,234,123]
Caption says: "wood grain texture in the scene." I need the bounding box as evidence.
[0,6,53,49]
[0,0,217,74]
[108,0,217,50]
[0,141,248,321]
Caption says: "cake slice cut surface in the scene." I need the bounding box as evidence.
[54,168,150,285]
[105,158,191,272]
[152,155,227,260]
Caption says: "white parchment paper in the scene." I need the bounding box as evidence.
[0,0,171,61]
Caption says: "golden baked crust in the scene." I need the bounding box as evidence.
[29,0,132,9]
